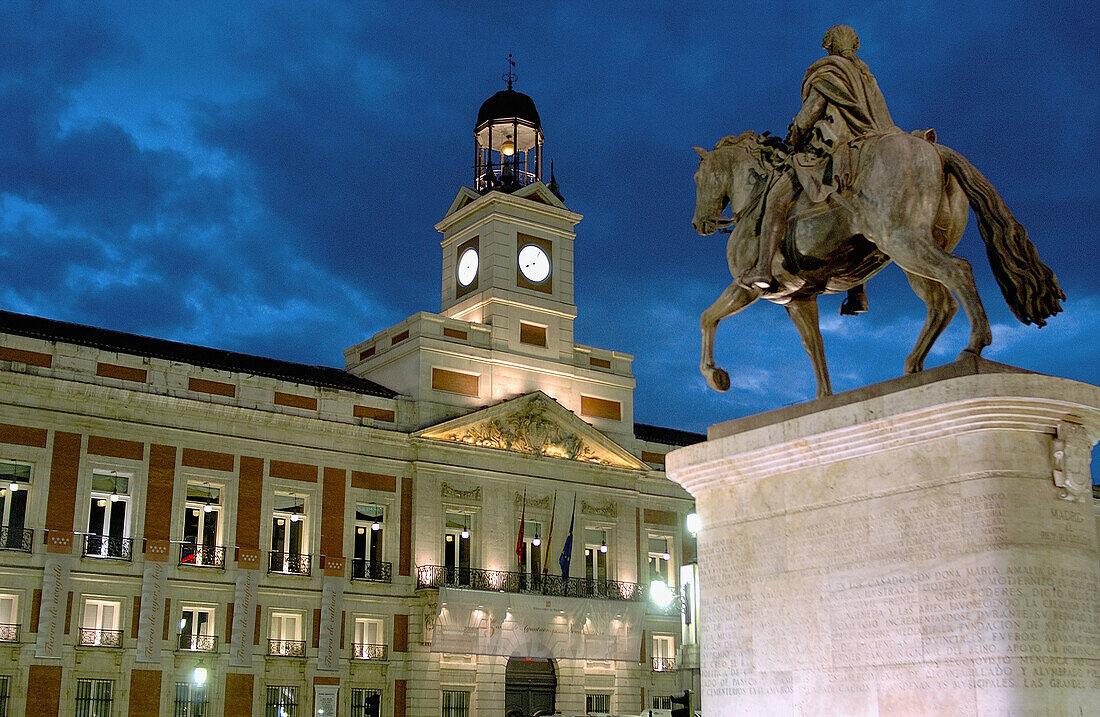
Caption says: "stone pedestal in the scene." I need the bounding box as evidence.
[667,360,1100,716]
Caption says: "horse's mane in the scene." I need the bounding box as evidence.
[714,131,788,169]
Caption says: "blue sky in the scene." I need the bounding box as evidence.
[1,2,1097,475]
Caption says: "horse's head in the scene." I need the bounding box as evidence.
[692,131,778,235]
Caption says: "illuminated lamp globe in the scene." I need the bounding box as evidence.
[649,579,674,609]
[501,136,515,156]
[192,665,208,686]
[686,512,701,536]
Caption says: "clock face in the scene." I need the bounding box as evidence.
[518,244,550,284]
[457,247,478,287]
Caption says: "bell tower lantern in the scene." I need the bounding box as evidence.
[475,58,543,194]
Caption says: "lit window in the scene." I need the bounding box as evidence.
[174,682,208,716]
[648,536,674,585]
[353,504,387,581]
[80,598,122,647]
[181,483,222,567]
[0,595,17,642]
[0,462,30,552]
[518,519,543,585]
[178,606,216,652]
[443,512,472,586]
[442,690,470,717]
[270,494,309,575]
[75,679,113,717]
[584,529,609,585]
[264,685,299,717]
[352,617,385,660]
[85,472,131,560]
[268,612,303,657]
[652,634,676,672]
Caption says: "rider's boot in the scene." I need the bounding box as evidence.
[840,284,868,315]
[740,174,794,292]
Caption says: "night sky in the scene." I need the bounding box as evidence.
[2,3,1097,476]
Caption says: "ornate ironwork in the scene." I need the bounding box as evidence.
[178,543,225,568]
[0,526,32,552]
[652,656,677,672]
[352,643,388,660]
[0,623,18,642]
[415,565,643,601]
[177,633,218,652]
[267,639,306,657]
[83,534,133,561]
[350,559,392,583]
[268,551,311,576]
[78,628,123,648]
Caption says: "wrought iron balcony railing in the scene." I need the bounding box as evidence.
[177,632,218,652]
[415,565,644,602]
[78,628,123,648]
[0,623,18,642]
[178,543,226,568]
[350,558,392,583]
[268,551,311,576]
[352,643,388,661]
[83,534,133,561]
[0,526,33,552]
[652,656,677,672]
[267,639,306,657]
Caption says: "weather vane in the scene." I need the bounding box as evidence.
[504,53,517,89]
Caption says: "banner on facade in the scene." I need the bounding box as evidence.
[316,576,343,671]
[34,556,70,659]
[229,568,257,667]
[431,587,644,661]
[135,560,167,662]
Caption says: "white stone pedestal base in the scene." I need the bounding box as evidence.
[668,361,1100,716]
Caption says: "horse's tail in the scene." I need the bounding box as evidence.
[935,143,1065,326]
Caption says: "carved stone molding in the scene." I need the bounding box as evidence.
[1052,421,1090,502]
[515,492,554,510]
[451,398,606,464]
[440,482,482,502]
[581,500,618,518]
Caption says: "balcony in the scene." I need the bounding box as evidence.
[267,639,306,657]
[177,633,218,652]
[652,656,677,673]
[350,559,392,583]
[415,565,643,602]
[83,534,133,561]
[0,623,18,643]
[352,643,388,661]
[78,628,123,648]
[178,543,226,569]
[0,526,33,552]
[268,551,311,576]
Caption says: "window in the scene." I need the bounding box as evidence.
[268,612,303,656]
[265,685,299,717]
[585,693,610,714]
[443,512,471,586]
[350,688,382,717]
[270,493,309,575]
[0,675,8,717]
[0,595,17,642]
[353,617,385,660]
[174,682,208,717]
[584,529,609,585]
[181,483,222,567]
[517,518,543,586]
[86,472,131,559]
[75,679,113,717]
[653,695,673,710]
[648,536,673,585]
[652,634,676,672]
[178,606,216,652]
[441,690,470,717]
[0,462,30,551]
[353,504,388,581]
[80,598,122,647]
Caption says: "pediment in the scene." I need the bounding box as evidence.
[414,392,646,470]
[512,182,569,210]
[443,186,482,218]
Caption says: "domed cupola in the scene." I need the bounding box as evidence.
[475,57,543,194]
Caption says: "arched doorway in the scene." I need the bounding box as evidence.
[505,656,556,717]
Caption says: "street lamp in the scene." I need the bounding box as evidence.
[192,663,207,687]
[649,579,674,609]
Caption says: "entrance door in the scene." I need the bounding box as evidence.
[505,656,555,717]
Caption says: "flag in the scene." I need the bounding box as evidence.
[559,495,576,580]
[541,491,557,576]
[515,489,526,566]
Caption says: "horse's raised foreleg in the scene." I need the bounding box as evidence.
[878,231,992,359]
[700,283,756,392]
[785,296,832,398]
[902,271,958,373]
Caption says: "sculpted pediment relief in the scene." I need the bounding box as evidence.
[415,392,646,470]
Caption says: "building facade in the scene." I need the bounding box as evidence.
[0,82,702,716]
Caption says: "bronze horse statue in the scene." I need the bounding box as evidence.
[692,130,1064,397]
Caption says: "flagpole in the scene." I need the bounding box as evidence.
[515,488,526,572]
[542,491,557,577]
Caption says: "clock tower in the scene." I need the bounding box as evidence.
[345,71,635,439]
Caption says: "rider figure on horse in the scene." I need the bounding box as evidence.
[741,24,900,313]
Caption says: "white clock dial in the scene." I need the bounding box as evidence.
[457,247,478,286]
[518,244,550,283]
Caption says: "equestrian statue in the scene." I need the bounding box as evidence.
[691,24,1064,397]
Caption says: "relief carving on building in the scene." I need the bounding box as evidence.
[455,400,606,464]
[515,492,554,510]
[581,500,618,518]
[440,482,482,501]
